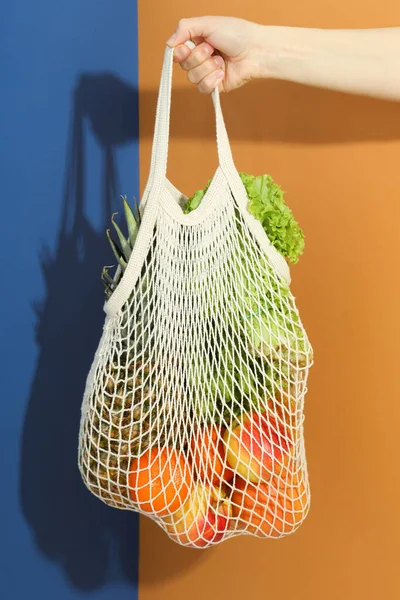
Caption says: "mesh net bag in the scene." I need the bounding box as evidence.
[78,46,313,548]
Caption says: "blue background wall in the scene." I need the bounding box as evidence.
[1,2,139,598]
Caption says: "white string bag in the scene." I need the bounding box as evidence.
[78,45,313,548]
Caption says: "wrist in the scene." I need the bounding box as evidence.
[255,25,299,80]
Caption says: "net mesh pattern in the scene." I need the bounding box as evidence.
[78,181,313,548]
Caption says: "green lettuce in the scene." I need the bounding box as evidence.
[183,172,311,423]
[184,172,305,264]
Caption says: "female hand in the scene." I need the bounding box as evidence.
[167,16,268,93]
[168,18,400,102]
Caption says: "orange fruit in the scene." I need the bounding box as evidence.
[231,473,308,537]
[129,447,191,516]
[190,424,234,486]
[273,471,309,526]
[231,477,281,537]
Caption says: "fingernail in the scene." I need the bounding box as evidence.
[215,70,225,80]
[202,43,214,55]
[166,32,177,46]
[214,55,224,68]
[174,46,186,60]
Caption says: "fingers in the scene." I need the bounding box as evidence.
[186,55,224,84]
[197,70,225,94]
[175,41,213,67]
[172,43,191,63]
[172,41,225,94]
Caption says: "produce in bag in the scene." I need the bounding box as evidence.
[78,45,313,548]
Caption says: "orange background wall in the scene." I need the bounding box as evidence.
[138,3,400,599]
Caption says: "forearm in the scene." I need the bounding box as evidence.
[262,26,400,101]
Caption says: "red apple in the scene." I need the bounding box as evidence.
[163,483,231,548]
[223,411,293,484]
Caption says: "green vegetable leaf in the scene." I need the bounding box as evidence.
[242,173,304,265]
[106,229,127,269]
[122,195,140,247]
[111,212,131,261]
[183,172,305,264]
[183,179,212,214]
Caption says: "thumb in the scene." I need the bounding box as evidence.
[166,17,213,47]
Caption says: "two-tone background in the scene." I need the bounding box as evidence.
[2,1,400,599]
